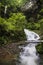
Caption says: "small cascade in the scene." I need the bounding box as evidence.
[24,29,40,41]
[19,29,40,65]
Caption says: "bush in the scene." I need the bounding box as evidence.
[0,13,27,45]
[26,22,40,30]
[36,43,43,54]
[7,13,27,30]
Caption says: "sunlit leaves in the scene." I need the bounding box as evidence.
[8,13,27,30]
[0,13,27,44]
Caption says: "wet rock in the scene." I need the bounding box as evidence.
[0,41,26,65]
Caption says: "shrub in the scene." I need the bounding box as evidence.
[0,13,27,44]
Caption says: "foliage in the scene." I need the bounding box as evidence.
[0,0,43,54]
[36,43,43,54]
[0,0,29,18]
[8,13,27,30]
[0,13,27,44]
[26,22,40,30]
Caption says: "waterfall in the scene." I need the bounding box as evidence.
[19,29,40,65]
[24,29,40,41]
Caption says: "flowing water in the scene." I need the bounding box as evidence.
[0,29,43,65]
[19,29,40,65]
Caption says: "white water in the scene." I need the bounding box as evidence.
[19,29,40,65]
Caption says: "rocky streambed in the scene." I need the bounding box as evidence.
[0,41,43,65]
[0,41,26,65]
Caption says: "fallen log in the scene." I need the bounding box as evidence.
[25,40,43,43]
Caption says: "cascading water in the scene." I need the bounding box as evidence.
[19,29,40,65]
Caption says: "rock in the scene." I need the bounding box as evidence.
[0,41,26,65]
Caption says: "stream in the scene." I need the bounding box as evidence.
[18,29,43,65]
[0,29,43,65]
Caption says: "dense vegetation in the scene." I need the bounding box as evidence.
[0,0,43,53]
